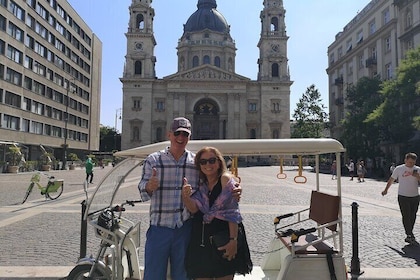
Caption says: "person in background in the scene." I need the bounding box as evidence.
[382,153,420,245]
[182,146,252,279]
[85,156,94,183]
[346,159,355,181]
[331,160,337,180]
[390,163,397,183]
[138,117,242,279]
[357,160,366,183]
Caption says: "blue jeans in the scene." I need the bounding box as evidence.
[143,220,192,280]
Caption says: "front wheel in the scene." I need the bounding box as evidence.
[22,183,34,204]
[67,263,111,280]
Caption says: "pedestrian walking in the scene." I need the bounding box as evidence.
[85,156,93,183]
[346,159,355,180]
[382,153,420,245]
[357,160,366,182]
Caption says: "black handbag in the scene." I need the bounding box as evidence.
[210,228,244,248]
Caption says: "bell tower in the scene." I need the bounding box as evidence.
[257,0,289,81]
[124,0,156,79]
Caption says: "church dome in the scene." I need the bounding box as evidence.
[184,0,229,33]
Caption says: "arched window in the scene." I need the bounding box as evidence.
[136,14,145,29]
[203,55,210,64]
[271,17,279,32]
[250,129,256,139]
[132,126,140,141]
[135,61,142,75]
[193,56,199,67]
[214,56,221,67]
[156,127,163,142]
[272,63,279,77]
[272,129,279,139]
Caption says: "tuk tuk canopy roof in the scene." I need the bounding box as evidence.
[115,138,346,158]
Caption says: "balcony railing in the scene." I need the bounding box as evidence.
[365,57,377,68]
[334,77,343,86]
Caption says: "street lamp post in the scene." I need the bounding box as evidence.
[62,79,73,170]
[114,108,122,151]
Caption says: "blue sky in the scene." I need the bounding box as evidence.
[67,0,371,130]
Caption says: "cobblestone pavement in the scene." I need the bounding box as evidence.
[1,164,420,278]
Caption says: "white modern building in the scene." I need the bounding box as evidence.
[120,0,292,150]
[0,0,102,166]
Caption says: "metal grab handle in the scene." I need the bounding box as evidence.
[277,157,287,179]
[294,155,307,184]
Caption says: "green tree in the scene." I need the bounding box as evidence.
[292,84,328,138]
[100,126,120,152]
[340,77,383,160]
[366,46,420,149]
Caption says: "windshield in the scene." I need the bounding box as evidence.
[86,158,144,216]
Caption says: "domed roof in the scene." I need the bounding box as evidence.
[184,0,229,33]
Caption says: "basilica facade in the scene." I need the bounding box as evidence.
[120,0,292,150]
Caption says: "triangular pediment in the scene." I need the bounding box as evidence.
[163,65,250,82]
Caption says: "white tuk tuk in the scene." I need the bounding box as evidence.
[112,138,347,280]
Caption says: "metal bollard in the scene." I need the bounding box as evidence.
[79,199,87,260]
[350,202,364,276]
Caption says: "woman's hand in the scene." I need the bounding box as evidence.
[219,240,238,261]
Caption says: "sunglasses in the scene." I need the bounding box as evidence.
[173,131,190,137]
[199,157,217,165]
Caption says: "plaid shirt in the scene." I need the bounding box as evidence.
[138,147,199,229]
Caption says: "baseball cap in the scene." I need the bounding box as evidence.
[171,117,191,134]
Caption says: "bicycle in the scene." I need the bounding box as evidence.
[22,172,64,204]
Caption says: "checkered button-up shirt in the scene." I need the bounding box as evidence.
[138,147,199,228]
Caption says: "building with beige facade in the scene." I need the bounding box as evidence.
[0,0,102,167]
[327,0,420,140]
[120,0,292,150]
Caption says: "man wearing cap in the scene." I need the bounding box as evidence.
[138,117,199,279]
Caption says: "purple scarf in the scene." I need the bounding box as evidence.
[192,177,242,224]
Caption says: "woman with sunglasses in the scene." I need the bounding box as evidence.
[182,147,252,279]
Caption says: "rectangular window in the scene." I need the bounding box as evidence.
[248,102,257,112]
[385,63,392,80]
[346,40,352,53]
[31,121,43,134]
[358,55,364,69]
[385,36,391,52]
[369,20,376,35]
[25,34,34,49]
[6,45,23,64]
[23,97,31,111]
[0,14,6,31]
[7,22,24,42]
[5,91,21,108]
[3,114,20,130]
[24,76,32,90]
[34,41,46,57]
[26,0,36,8]
[156,100,165,112]
[35,21,47,39]
[35,3,48,20]
[0,39,5,55]
[25,13,34,28]
[383,9,390,25]
[24,55,33,69]
[8,0,25,21]
[22,119,30,132]
[357,30,363,44]
[6,68,22,86]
